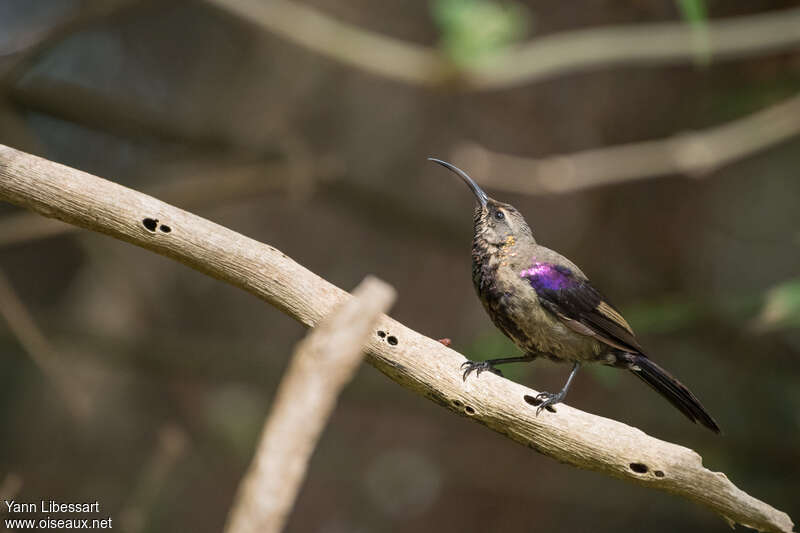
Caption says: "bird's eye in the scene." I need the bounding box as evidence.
[494,211,505,220]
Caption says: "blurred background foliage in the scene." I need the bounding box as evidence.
[676,0,711,64]
[432,0,530,67]
[1,0,799,532]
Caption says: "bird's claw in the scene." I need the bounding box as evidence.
[460,360,503,381]
[534,390,563,415]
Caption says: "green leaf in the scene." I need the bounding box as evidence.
[755,279,800,331]
[431,0,530,68]
[675,0,710,65]
[676,0,707,24]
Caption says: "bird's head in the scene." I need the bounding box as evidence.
[429,158,535,247]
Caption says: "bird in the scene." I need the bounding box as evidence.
[429,157,720,433]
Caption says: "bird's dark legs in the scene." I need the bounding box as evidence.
[534,362,580,415]
[461,354,538,381]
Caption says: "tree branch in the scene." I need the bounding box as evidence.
[0,156,315,247]
[205,0,448,87]
[452,92,800,195]
[469,8,800,90]
[206,0,800,90]
[225,276,395,533]
[0,144,793,533]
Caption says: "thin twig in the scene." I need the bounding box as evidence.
[0,473,23,502]
[206,0,800,90]
[452,92,800,194]
[0,145,793,533]
[7,81,245,149]
[225,276,396,533]
[119,424,189,533]
[204,0,448,87]
[0,267,92,418]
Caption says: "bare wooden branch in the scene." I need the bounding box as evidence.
[0,158,301,247]
[225,276,396,533]
[452,92,800,195]
[206,0,800,91]
[0,145,793,533]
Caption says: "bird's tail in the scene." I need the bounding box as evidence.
[628,355,720,433]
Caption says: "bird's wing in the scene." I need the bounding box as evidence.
[520,262,643,354]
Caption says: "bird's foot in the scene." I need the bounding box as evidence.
[533,390,564,415]
[460,360,503,381]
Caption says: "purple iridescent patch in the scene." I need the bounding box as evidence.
[520,262,577,291]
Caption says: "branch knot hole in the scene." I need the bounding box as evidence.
[523,394,556,412]
[142,217,158,232]
[142,218,172,234]
[376,330,398,346]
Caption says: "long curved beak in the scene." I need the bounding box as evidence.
[428,158,488,208]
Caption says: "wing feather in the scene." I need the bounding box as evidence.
[521,262,642,354]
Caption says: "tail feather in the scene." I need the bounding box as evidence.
[629,355,720,434]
